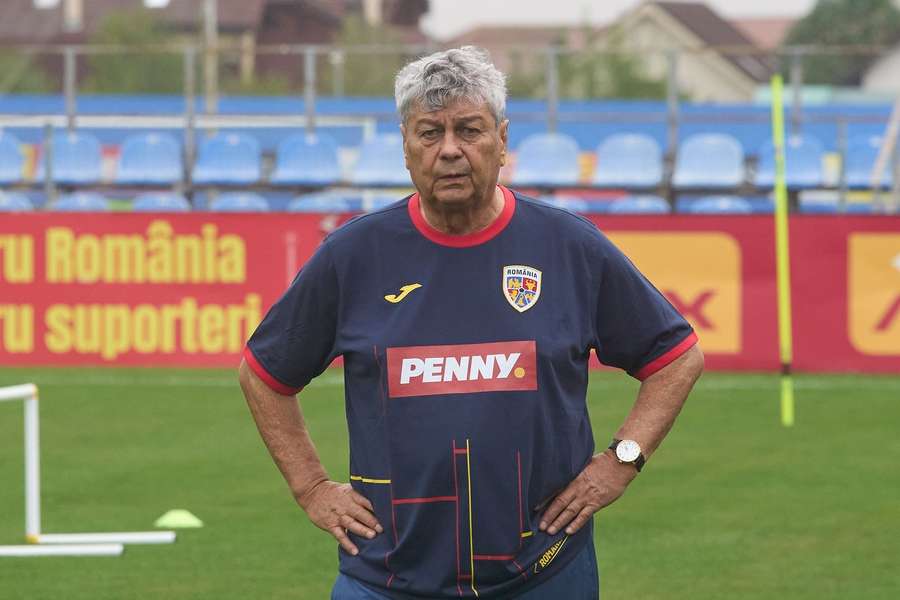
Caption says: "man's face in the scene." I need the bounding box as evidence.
[401,99,508,209]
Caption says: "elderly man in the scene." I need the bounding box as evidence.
[239,46,703,599]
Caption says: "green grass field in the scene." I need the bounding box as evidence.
[1,368,898,599]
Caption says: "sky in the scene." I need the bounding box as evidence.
[421,0,819,40]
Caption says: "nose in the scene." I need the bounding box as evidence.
[438,130,463,160]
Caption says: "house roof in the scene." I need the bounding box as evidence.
[730,17,796,52]
[653,1,775,82]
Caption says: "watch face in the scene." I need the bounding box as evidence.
[616,439,641,463]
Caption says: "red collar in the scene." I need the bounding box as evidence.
[407,186,516,248]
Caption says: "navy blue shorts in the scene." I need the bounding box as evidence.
[331,534,599,599]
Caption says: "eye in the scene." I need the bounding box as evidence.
[420,129,439,140]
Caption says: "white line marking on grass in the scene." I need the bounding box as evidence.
[1,373,346,389]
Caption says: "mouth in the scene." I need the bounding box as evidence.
[438,173,469,181]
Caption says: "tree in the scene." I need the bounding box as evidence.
[783,0,900,85]
[506,25,666,100]
[319,15,410,97]
[83,9,184,93]
[0,50,55,93]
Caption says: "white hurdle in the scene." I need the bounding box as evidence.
[0,383,176,557]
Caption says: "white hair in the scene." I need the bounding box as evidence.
[394,46,507,125]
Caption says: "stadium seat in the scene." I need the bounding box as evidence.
[116,133,183,185]
[755,135,825,189]
[607,195,670,214]
[192,133,262,185]
[678,196,753,214]
[350,134,409,186]
[287,192,362,213]
[538,195,602,214]
[35,131,103,185]
[0,190,33,211]
[798,198,876,214]
[271,133,342,186]
[844,135,893,189]
[594,134,663,188]
[510,133,581,186]
[208,192,269,212]
[362,193,401,212]
[52,192,110,211]
[673,133,745,189]
[132,192,191,212]
[0,131,25,184]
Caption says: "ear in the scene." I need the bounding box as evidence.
[498,119,509,167]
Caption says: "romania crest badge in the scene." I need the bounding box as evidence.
[503,265,542,313]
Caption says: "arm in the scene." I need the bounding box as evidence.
[238,359,382,555]
[539,343,704,535]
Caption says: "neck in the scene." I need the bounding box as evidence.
[418,186,504,235]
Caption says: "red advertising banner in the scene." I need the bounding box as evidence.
[1,213,898,372]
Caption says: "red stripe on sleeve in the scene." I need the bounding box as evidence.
[633,331,699,381]
[242,346,303,395]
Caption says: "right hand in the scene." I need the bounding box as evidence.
[297,480,383,556]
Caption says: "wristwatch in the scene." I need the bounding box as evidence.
[608,438,645,472]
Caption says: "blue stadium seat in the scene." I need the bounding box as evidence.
[132,192,191,212]
[511,133,581,186]
[288,192,361,213]
[52,192,110,211]
[673,133,745,189]
[116,133,183,185]
[678,196,753,214]
[0,131,25,184]
[755,135,825,189]
[798,198,876,214]
[594,134,663,188]
[208,192,269,212]
[538,195,604,214]
[271,133,342,186]
[192,133,262,185]
[350,134,409,186]
[0,191,33,211]
[607,195,670,214]
[363,194,401,212]
[844,135,893,189]
[35,131,103,184]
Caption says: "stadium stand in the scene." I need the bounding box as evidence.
[35,131,103,185]
[607,195,671,214]
[755,134,825,190]
[288,192,362,213]
[208,192,269,212]
[116,133,183,185]
[0,131,25,184]
[132,192,191,212]
[270,133,342,186]
[510,133,581,186]
[594,133,664,189]
[51,192,110,211]
[350,134,409,186]
[844,135,893,189]
[192,133,262,185]
[0,190,33,211]
[673,133,745,189]
[539,195,604,214]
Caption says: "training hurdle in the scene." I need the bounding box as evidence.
[0,383,176,557]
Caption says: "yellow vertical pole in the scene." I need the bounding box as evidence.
[770,74,796,427]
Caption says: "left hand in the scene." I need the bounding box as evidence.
[538,450,637,536]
